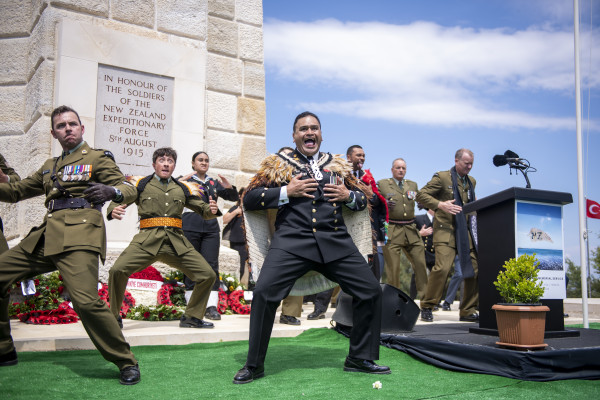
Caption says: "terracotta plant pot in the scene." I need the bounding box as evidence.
[492,304,550,350]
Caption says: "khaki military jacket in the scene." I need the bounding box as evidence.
[0,153,20,183]
[415,170,476,247]
[377,178,419,221]
[0,153,21,247]
[107,176,219,256]
[377,178,421,243]
[0,142,136,260]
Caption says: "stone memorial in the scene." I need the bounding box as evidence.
[95,65,174,176]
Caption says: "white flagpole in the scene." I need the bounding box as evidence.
[573,0,589,328]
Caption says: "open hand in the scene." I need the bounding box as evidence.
[438,199,462,215]
[324,183,351,203]
[217,174,233,189]
[286,174,318,198]
[111,204,127,220]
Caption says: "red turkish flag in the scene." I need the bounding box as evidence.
[587,199,600,219]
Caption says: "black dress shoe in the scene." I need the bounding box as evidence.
[420,308,433,322]
[442,301,451,311]
[179,315,215,328]
[307,310,326,320]
[433,302,441,311]
[459,313,479,322]
[205,306,221,321]
[279,314,301,325]
[0,349,18,367]
[119,364,141,385]
[233,365,265,384]
[117,316,123,329]
[343,356,391,374]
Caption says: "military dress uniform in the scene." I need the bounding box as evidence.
[416,170,478,318]
[377,178,428,298]
[243,150,383,369]
[0,142,138,369]
[107,175,217,322]
[0,153,20,254]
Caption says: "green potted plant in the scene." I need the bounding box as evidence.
[492,253,549,349]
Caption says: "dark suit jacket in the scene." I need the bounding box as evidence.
[243,151,368,264]
[415,213,435,265]
[182,175,238,233]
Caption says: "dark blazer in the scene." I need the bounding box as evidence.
[182,175,238,233]
[243,151,368,264]
[415,213,435,265]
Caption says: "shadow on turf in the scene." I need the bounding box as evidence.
[19,350,120,381]
[233,345,352,377]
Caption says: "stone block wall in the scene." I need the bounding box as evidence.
[0,0,266,280]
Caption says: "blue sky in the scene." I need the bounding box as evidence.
[261,0,599,267]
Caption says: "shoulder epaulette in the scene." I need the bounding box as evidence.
[92,148,116,161]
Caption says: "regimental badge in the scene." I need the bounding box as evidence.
[62,165,93,181]
[406,191,416,200]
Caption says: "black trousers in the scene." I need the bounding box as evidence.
[230,241,248,278]
[183,230,221,290]
[246,249,382,367]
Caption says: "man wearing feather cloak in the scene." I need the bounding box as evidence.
[233,112,390,384]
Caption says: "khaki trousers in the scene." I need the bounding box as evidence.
[421,244,478,317]
[109,241,216,320]
[0,243,137,369]
[382,225,428,299]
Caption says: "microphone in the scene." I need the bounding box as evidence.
[493,154,507,166]
[493,150,535,188]
[503,150,524,164]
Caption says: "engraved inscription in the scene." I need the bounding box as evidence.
[95,65,174,175]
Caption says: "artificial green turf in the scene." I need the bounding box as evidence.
[566,322,600,329]
[1,328,597,399]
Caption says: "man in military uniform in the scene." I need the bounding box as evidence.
[416,148,478,323]
[0,154,21,254]
[0,106,141,385]
[107,147,218,329]
[377,159,428,299]
[233,111,389,384]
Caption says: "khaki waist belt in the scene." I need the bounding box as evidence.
[389,219,415,225]
[139,217,182,229]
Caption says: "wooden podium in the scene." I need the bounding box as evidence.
[462,187,577,337]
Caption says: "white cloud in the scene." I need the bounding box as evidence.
[264,18,599,129]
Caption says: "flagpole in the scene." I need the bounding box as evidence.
[573,0,589,328]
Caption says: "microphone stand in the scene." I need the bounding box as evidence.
[507,162,532,189]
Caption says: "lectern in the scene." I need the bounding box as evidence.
[462,187,576,337]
